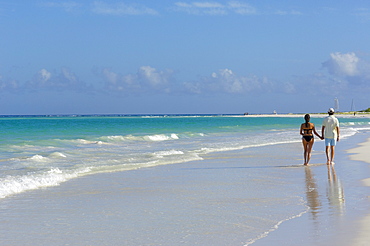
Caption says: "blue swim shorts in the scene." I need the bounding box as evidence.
[325,138,337,146]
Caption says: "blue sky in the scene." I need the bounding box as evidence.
[1,1,370,114]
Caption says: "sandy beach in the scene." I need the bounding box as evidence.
[0,127,369,245]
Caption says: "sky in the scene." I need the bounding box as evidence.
[1,0,370,115]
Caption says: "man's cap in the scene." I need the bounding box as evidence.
[328,108,335,113]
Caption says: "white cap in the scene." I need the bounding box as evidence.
[328,108,335,113]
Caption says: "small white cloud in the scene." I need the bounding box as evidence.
[38,69,52,83]
[102,68,118,85]
[0,76,20,92]
[27,68,89,92]
[92,1,158,16]
[228,1,256,15]
[173,1,256,15]
[60,68,79,85]
[275,10,302,15]
[185,69,271,94]
[41,1,82,12]
[217,68,244,93]
[282,82,296,94]
[101,66,174,93]
[183,81,202,94]
[138,66,165,86]
[193,2,224,8]
[354,8,370,21]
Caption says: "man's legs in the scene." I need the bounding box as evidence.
[330,145,335,164]
[325,146,331,164]
[325,138,336,165]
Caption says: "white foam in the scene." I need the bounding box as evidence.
[244,197,309,246]
[145,134,179,141]
[105,135,126,141]
[101,134,180,142]
[29,155,47,161]
[0,167,91,199]
[153,150,184,158]
[48,152,67,158]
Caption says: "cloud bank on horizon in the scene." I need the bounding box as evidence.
[1,1,370,114]
[1,52,368,96]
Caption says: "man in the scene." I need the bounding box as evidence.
[322,108,340,165]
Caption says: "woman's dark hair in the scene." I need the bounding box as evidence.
[304,114,310,128]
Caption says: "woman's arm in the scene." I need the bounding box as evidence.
[313,126,323,140]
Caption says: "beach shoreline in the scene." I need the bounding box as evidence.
[347,137,370,246]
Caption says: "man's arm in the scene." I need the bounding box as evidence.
[321,126,325,139]
[336,126,340,141]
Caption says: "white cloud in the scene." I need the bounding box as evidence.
[102,66,273,95]
[27,68,89,92]
[138,66,172,87]
[38,68,52,83]
[323,52,360,76]
[173,1,256,15]
[228,1,256,15]
[311,73,348,95]
[321,52,370,90]
[60,68,79,86]
[275,10,302,15]
[193,2,224,8]
[183,81,202,94]
[101,66,174,93]
[0,75,20,92]
[42,1,82,12]
[184,69,272,94]
[92,1,158,16]
[102,68,118,85]
[354,8,370,21]
[290,53,370,96]
[282,82,296,94]
[212,69,243,93]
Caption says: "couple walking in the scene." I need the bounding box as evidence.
[300,108,340,165]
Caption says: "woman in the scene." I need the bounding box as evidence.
[300,114,322,165]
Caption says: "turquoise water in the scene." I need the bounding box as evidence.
[0,114,369,199]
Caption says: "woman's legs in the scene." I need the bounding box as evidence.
[302,139,308,165]
[306,139,314,164]
[302,139,314,165]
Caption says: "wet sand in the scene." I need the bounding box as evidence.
[253,134,370,246]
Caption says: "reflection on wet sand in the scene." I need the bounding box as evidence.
[326,165,345,215]
[304,165,346,222]
[304,167,320,220]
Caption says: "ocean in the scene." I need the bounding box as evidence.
[1,114,370,245]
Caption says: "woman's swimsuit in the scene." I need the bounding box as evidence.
[302,125,314,142]
[302,135,314,142]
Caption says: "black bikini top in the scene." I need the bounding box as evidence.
[302,124,313,135]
